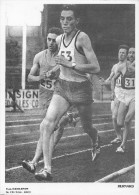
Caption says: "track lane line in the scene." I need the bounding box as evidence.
[5,117,111,129]
[6,114,111,123]
[5,139,134,172]
[6,122,113,136]
[5,126,135,148]
[6,118,134,129]
[6,113,112,121]
[6,129,115,148]
[6,123,39,129]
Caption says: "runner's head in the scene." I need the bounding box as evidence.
[128,47,135,63]
[46,27,62,52]
[60,4,80,34]
[118,45,129,62]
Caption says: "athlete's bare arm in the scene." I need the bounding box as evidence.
[106,72,114,81]
[55,33,100,74]
[56,35,61,50]
[103,71,115,85]
[28,54,43,82]
[75,32,100,73]
[46,65,60,79]
[28,53,60,82]
[28,65,40,82]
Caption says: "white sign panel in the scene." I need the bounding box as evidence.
[5,89,39,109]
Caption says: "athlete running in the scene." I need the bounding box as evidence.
[103,45,129,144]
[111,47,135,152]
[34,5,101,181]
[22,27,77,175]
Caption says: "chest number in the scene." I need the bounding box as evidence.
[61,51,72,61]
[41,79,55,90]
[116,76,121,86]
[125,78,135,88]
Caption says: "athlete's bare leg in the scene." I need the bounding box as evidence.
[32,138,43,164]
[41,94,70,173]
[31,108,55,165]
[111,99,122,141]
[121,100,135,149]
[117,101,127,127]
[29,107,77,165]
[77,103,98,145]
[53,111,79,147]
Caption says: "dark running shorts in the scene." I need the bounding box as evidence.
[54,78,93,105]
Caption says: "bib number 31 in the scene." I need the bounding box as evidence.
[125,78,135,88]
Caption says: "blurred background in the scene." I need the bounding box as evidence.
[5,3,135,109]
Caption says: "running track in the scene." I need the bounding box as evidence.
[5,110,135,183]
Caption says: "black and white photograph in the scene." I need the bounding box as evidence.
[0,0,139,194]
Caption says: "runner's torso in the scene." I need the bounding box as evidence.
[36,49,57,91]
[121,65,135,90]
[58,30,89,82]
[112,62,126,88]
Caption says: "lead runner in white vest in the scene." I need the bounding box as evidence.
[34,5,100,181]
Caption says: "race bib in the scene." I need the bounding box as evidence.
[125,78,135,88]
[116,76,121,87]
[60,50,72,61]
[40,79,56,91]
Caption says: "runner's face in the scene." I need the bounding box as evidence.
[118,48,127,62]
[60,10,78,34]
[47,33,58,52]
[128,48,135,63]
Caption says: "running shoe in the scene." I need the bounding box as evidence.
[110,137,122,144]
[92,135,101,161]
[22,160,36,173]
[116,146,125,153]
[35,168,52,181]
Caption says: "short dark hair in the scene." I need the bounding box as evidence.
[61,4,80,18]
[44,27,62,49]
[47,27,62,36]
[118,44,129,53]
